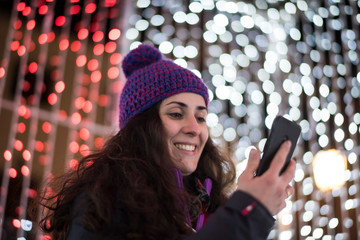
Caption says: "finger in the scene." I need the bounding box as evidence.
[285,185,294,198]
[267,141,291,175]
[243,148,261,178]
[281,159,296,182]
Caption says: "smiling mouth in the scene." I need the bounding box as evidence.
[175,144,196,152]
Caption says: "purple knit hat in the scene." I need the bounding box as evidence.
[119,44,209,129]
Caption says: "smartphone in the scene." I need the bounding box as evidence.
[255,116,301,176]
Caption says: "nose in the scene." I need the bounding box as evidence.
[182,115,201,136]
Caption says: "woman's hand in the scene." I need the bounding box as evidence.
[236,141,296,215]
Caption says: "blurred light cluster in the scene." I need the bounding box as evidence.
[125,0,360,239]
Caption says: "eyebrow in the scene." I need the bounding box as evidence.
[166,101,207,111]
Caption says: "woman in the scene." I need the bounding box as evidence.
[37,44,295,240]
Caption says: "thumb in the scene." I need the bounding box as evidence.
[243,148,261,178]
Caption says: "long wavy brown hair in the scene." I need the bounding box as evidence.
[35,101,236,240]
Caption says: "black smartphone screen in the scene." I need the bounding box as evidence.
[255,116,301,176]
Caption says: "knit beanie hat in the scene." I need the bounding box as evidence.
[119,44,209,129]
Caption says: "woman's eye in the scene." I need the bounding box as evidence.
[168,112,182,118]
[197,117,206,123]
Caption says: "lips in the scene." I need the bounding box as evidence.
[174,143,196,152]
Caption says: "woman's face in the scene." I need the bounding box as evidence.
[159,92,209,175]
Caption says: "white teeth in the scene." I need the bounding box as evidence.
[175,144,195,151]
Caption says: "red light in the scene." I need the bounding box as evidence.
[21,165,30,176]
[17,2,26,11]
[98,95,108,107]
[17,122,26,133]
[75,97,85,109]
[105,41,116,53]
[39,5,48,15]
[47,32,55,42]
[85,3,97,14]
[4,150,12,161]
[110,53,122,65]
[59,110,67,121]
[71,40,81,52]
[28,62,38,73]
[42,122,52,134]
[69,159,79,171]
[108,28,121,40]
[93,44,104,55]
[90,70,101,83]
[112,80,124,93]
[87,59,99,71]
[78,28,89,40]
[28,189,37,198]
[70,5,81,15]
[69,141,79,153]
[105,0,117,7]
[71,0,80,2]
[14,31,23,41]
[107,66,120,79]
[82,101,93,113]
[55,16,66,27]
[9,168,17,178]
[94,137,104,149]
[10,41,19,51]
[89,22,99,32]
[17,45,26,56]
[76,55,87,67]
[79,128,90,141]
[38,33,48,44]
[48,93,57,105]
[22,150,31,161]
[38,155,47,165]
[26,20,36,30]
[14,20,22,30]
[23,6,32,16]
[71,112,82,125]
[59,39,69,51]
[92,31,104,42]
[35,141,44,152]
[12,219,21,228]
[80,144,90,156]
[14,140,24,151]
[55,81,65,93]
[0,67,5,78]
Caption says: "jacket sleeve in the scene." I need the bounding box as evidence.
[185,190,275,240]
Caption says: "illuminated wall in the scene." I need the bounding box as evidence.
[0,0,360,240]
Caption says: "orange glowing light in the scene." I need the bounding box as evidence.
[69,159,79,171]
[39,5,48,15]
[26,20,36,30]
[109,28,121,40]
[71,40,81,52]
[79,128,90,141]
[4,150,12,161]
[55,81,65,93]
[42,122,52,134]
[71,112,82,125]
[35,141,44,152]
[0,67,5,78]
[14,140,24,151]
[82,101,93,113]
[87,59,99,71]
[59,39,69,51]
[23,150,31,161]
[110,53,122,65]
[78,28,89,40]
[76,55,87,67]
[17,122,26,133]
[21,165,30,176]
[105,41,116,53]
[55,16,66,26]
[48,93,57,105]
[23,6,32,16]
[85,3,97,13]
[10,41,20,51]
[38,33,48,44]
[70,5,81,15]
[90,70,102,83]
[108,66,120,79]
[28,62,38,73]
[93,44,104,55]
[9,168,17,178]
[92,31,104,42]
[14,20,22,30]
[69,141,79,153]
